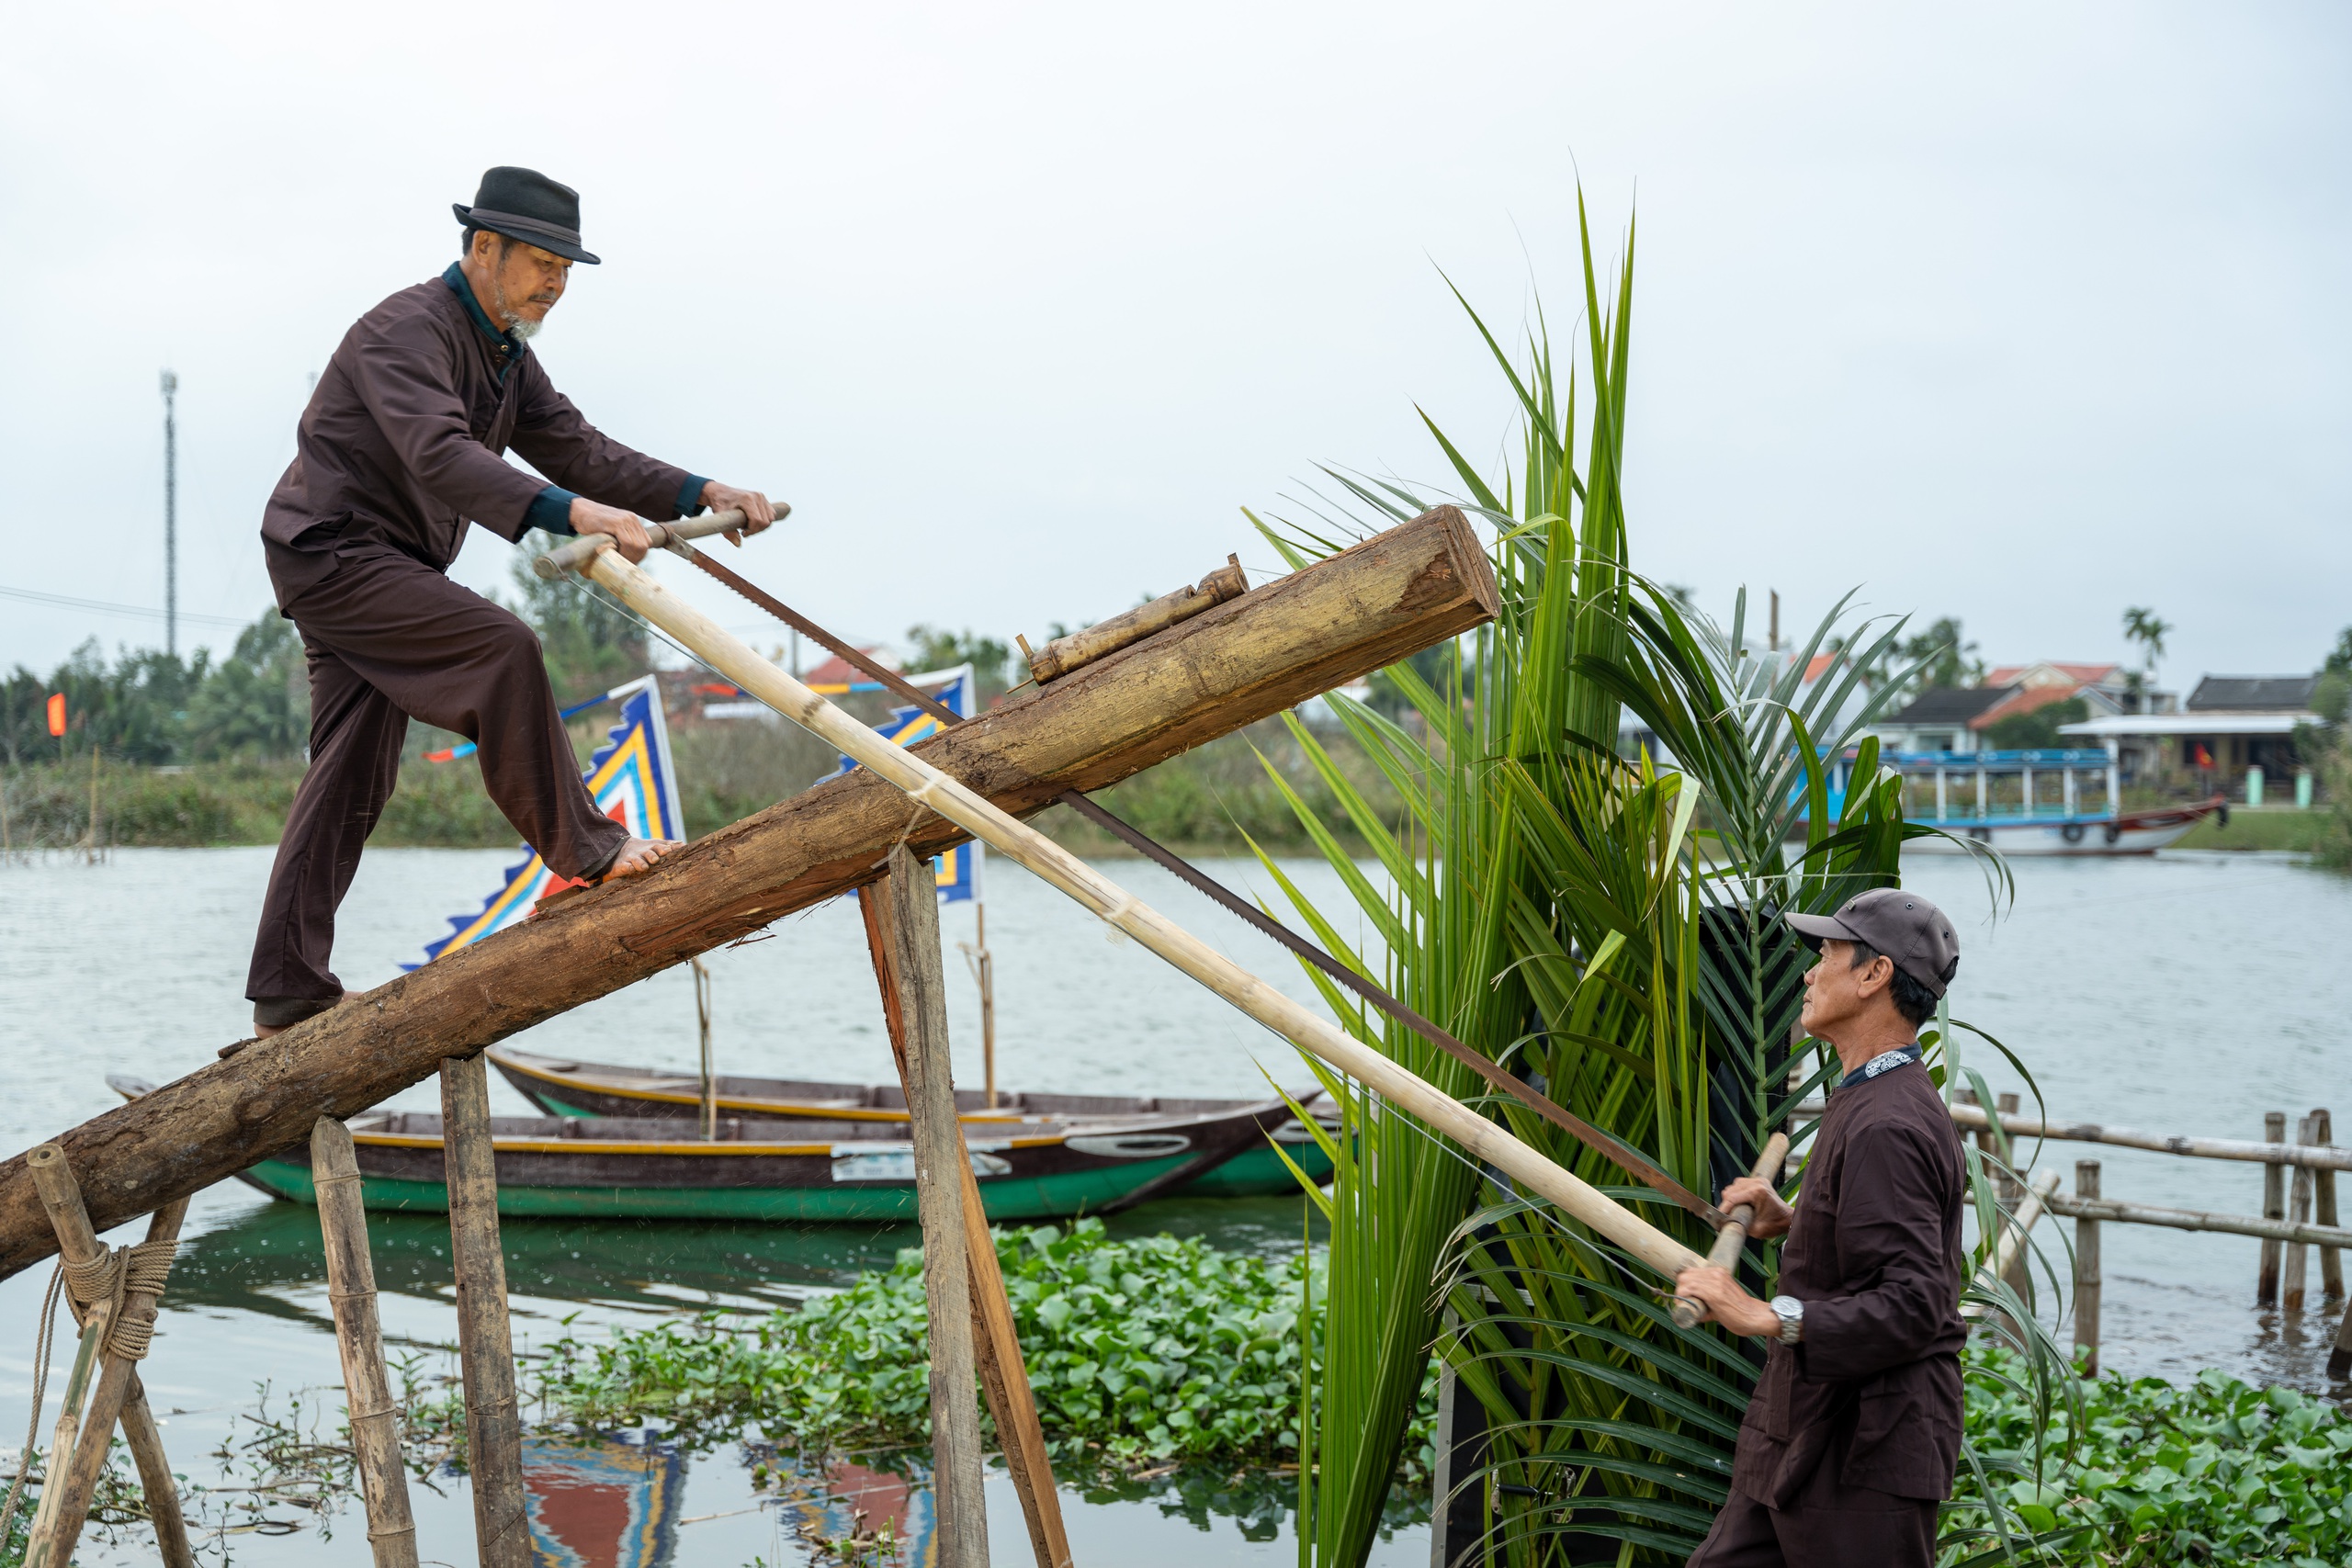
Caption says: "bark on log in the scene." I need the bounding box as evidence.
[443,1055,529,1568]
[0,507,1497,1280]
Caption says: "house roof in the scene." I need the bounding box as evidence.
[2187,674,2318,712]
[1883,685,2012,726]
[801,647,897,687]
[1803,652,1838,683]
[1983,661,2123,690]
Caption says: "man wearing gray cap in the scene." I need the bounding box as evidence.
[1679,889,1969,1567]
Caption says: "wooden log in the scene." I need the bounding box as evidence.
[442,1055,528,1568]
[2041,1190,2352,1248]
[1669,1134,1789,1328]
[1021,556,1249,682]
[22,1145,194,1568]
[2315,1110,2342,1302]
[876,849,989,1563]
[1996,1093,2028,1301]
[2259,1111,2286,1307]
[579,530,1706,1284]
[2073,1161,2101,1377]
[2285,1112,2318,1314]
[28,1197,187,1568]
[312,1117,421,1568]
[0,506,1497,1281]
[862,885,1071,1567]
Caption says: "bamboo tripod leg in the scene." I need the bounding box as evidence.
[864,867,1069,1568]
[24,1144,192,1567]
[313,1118,421,1568]
[442,1055,530,1568]
[28,1197,187,1568]
[874,851,989,1563]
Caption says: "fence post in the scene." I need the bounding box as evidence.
[441,1054,529,1568]
[2073,1161,2101,1376]
[1996,1093,2028,1302]
[2314,1110,2341,1303]
[2258,1111,2286,1307]
[312,1118,421,1568]
[2285,1114,2318,1314]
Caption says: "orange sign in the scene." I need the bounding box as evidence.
[46,694,65,738]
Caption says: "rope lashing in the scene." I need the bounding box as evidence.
[59,1238,179,1360]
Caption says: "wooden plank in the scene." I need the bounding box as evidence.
[0,506,1498,1280]
[2316,1110,2343,1301]
[2043,1190,2352,1247]
[865,857,1045,1566]
[2286,1112,2318,1314]
[442,1055,528,1568]
[2259,1111,2286,1308]
[879,849,989,1562]
[313,1117,421,1568]
[1917,1101,2352,1172]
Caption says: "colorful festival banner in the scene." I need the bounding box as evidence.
[411,675,683,966]
[836,664,979,904]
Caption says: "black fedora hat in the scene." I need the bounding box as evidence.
[452,166,601,265]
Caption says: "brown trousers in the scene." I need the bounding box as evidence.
[1687,1479,1938,1568]
[245,543,629,1010]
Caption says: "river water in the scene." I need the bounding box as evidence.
[2,844,2347,1564]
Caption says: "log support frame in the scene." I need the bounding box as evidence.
[864,848,1068,1566]
[442,1054,529,1568]
[312,1117,422,1568]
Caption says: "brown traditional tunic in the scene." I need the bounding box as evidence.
[245,268,701,1020]
[1690,1054,1968,1566]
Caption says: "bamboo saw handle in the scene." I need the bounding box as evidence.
[1670,1132,1792,1330]
[533,503,788,580]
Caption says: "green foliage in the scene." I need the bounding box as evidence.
[903,625,1021,705]
[1886,615,1984,697]
[506,536,652,699]
[1981,697,2089,753]
[1959,1351,2352,1565]
[532,1219,1432,1470]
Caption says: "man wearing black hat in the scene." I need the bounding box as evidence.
[244,166,775,1039]
[1679,889,1969,1568]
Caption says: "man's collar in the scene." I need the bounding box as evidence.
[1835,1041,1923,1091]
[441,262,523,356]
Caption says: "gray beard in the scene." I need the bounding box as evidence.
[489,275,548,340]
[509,314,544,342]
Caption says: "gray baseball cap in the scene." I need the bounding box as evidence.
[1787,888,1960,997]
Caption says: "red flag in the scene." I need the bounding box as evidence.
[45,694,65,738]
[2192,742,2213,769]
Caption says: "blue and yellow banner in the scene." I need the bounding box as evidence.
[837,664,980,903]
[412,675,684,965]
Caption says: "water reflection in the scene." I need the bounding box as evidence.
[525,1432,685,1568]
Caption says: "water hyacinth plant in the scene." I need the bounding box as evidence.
[1249,195,2061,1566]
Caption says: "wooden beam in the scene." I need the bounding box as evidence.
[863,867,1071,1567]
[876,848,989,1562]
[443,1055,529,1568]
[0,507,1497,1280]
[312,1118,421,1568]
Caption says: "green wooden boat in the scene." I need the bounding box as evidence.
[485,1044,1335,1200]
[108,1071,1318,1224]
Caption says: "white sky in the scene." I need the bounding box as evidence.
[4,2,2346,692]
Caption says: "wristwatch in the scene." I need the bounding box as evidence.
[1769,1295,1804,1345]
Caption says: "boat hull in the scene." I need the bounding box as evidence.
[1903,797,2224,858]
[220,1104,1308,1224]
[487,1046,1335,1198]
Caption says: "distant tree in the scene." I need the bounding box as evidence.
[506,536,651,700]
[1861,615,1979,700]
[188,614,310,760]
[1982,696,2088,752]
[2121,606,2171,711]
[904,625,1020,705]
[1367,640,1458,716]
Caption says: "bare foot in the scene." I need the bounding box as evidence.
[248,991,360,1043]
[598,837,682,881]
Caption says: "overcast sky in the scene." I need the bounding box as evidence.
[4,2,2346,692]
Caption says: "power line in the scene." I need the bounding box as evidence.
[0,583,252,630]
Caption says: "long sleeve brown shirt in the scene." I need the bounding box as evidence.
[1729,1057,1969,1506]
[262,265,699,606]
